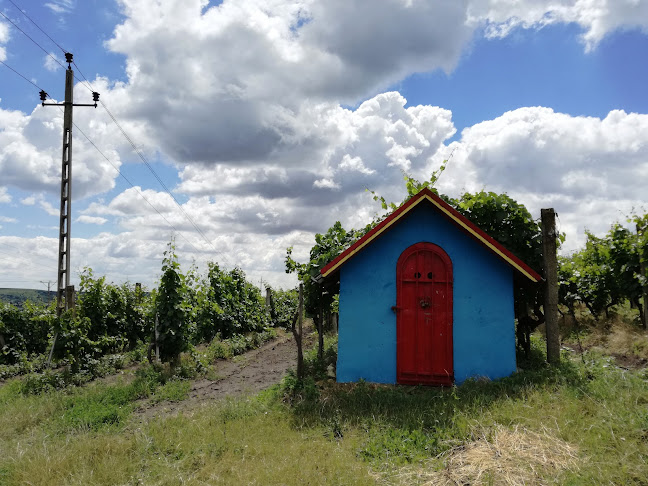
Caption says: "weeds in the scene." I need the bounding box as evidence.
[203,329,278,362]
[0,334,646,485]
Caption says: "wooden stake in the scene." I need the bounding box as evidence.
[542,208,560,364]
[155,313,160,363]
[638,224,648,330]
[290,283,304,380]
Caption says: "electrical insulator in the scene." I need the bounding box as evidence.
[92,92,100,102]
[64,52,73,64]
[39,90,48,102]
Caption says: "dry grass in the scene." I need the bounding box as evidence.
[385,424,579,486]
[559,305,648,366]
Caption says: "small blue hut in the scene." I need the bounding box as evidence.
[321,188,541,386]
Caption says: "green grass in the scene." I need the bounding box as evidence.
[149,379,191,403]
[0,337,647,485]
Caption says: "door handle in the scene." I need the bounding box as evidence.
[391,306,400,313]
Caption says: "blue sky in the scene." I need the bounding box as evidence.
[1,0,648,290]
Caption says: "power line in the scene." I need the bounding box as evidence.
[0,61,205,257]
[1,12,229,264]
[0,10,66,71]
[71,119,205,254]
[0,58,46,91]
[72,64,233,266]
[6,0,67,54]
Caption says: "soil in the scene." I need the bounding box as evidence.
[137,325,315,418]
[562,342,648,370]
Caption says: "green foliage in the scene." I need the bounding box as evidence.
[269,288,298,328]
[285,221,358,320]
[52,311,100,373]
[78,268,151,351]
[19,370,68,395]
[155,241,190,364]
[450,191,545,271]
[59,385,135,430]
[204,329,277,362]
[55,366,180,431]
[150,379,191,403]
[303,334,338,380]
[0,353,49,380]
[18,354,131,395]
[0,301,53,364]
[197,263,269,340]
[359,427,442,464]
[367,158,450,211]
[560,219,647,321]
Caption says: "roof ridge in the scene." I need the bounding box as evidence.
[321,188,542,282]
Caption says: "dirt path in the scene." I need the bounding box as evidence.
[138,326,315,418]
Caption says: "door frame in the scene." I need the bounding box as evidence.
[396,242,454,385]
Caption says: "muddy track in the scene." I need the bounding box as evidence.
[138,325,315,418]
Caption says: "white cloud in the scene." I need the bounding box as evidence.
[468,0,648,51]
[45,0,75,15]
[0,215,17,223]
[0,187,11,203]
[435,107,648,252]
[101,0,470,167]
[339,155,375,175]
[0,19,8,62]
[76,215,108,225]
[0,76,147,201]
[313,178,340,190]
[44,53,63,72]
[176,92,456,211]
[2,0,648,289]
[38,199,59,216]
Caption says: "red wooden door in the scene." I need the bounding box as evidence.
[396,242,453,385]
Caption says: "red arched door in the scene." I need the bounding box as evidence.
[396,242,453,385]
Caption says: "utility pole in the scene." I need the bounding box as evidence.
[541,208,560,364]
[40,52,99,317]
[40,280,54,304]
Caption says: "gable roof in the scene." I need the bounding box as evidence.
[321,188,542,283]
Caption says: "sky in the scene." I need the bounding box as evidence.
[1,0,648,292]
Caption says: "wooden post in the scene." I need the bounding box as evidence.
[541,208,560,364]
[296,283,304,379]
[638,224,648,330]
[317,299,324,360]
[154,313,160,363]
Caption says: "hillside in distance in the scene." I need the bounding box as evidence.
[0,288,51,307]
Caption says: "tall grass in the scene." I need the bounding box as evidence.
[0,337,646,485]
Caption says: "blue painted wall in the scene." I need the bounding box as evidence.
[337,202,516,385]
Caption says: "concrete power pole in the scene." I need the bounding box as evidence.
[40,53,99,317]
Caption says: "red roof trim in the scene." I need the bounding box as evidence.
[320,188,542,283]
